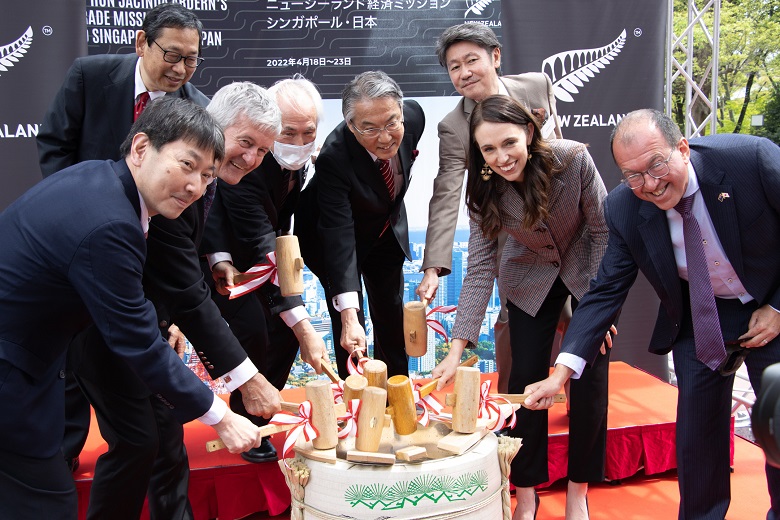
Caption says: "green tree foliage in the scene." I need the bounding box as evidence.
[752,86,780,144]
[672,0,780,134]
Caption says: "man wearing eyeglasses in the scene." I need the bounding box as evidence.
[37,3,208,176]
[525,109,780,520]
[295,71,424,379]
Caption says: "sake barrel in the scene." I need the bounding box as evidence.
[293,424,503,519]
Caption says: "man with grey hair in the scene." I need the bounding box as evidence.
[70,82,283,520]
[525,109,780,520]
[296,71,425,379]
[201,75,328,464]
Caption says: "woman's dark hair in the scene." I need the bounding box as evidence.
[466,95,557,239]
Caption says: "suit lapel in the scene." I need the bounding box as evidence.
[691,150,744,279]
[105,55,136,150]
[637,201,682,306]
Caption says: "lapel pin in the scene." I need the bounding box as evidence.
[718,192,730,202]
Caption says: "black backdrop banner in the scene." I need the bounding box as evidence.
[501,0,669,379]
[86,0,503,98]
[0,0,86,210]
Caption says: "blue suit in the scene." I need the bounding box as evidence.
[562,134,780,519]
[0,159,213,518]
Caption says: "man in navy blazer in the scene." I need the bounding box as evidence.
[0,98,263,520]
[526,109,780,519]
[70,83,283,520]
[295,71,424,379]
[35,2,211,473]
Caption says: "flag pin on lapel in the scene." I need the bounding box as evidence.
[718,192,730,202]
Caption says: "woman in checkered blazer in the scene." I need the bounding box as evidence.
[432,95,613,520]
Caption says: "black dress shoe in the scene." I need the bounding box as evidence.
[241,437,278,463]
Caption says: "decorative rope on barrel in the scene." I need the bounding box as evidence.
[498,436,523,520]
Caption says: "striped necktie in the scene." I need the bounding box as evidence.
[377,158,395,201]
[675,194,727,370]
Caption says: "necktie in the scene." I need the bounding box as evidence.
[134,92,150,122]
[202,179,217,222]
[674,194,727,370]
[279,168,293,208]
[377,158,395,201]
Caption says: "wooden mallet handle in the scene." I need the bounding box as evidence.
[415,355,479,398]
[205,401,348,453]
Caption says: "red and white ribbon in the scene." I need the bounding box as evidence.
[227,251,279,299]
[478,380,516,432]
[426,305,457,343]
[337,398,361,439]
[412,383,445,427]
[347,349,369,376]
[269,400,319,461]
[331,380,345,404]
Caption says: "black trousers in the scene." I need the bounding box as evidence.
[0,444,77,520]
[323,231,409,380]
[61,331,92,463]
[69,326,193,520]
[673,285,780,520]
[507,276,610,487]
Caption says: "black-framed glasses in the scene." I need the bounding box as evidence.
[151,40,204,69]
[350,119,404,138]
[620,149,675,190]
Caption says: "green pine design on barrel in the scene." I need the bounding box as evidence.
[343,470,489,511]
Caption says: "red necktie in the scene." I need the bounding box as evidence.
[674,194,727,370]
[134,92,150,121]
[377,159,395,201]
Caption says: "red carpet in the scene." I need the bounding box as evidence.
[74,362,770,519]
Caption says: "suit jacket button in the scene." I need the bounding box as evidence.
[207,364,215,369]
[59,370,66,379]
[551,261,560,267]
[159,320,168,328]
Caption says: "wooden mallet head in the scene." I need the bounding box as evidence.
[275,235,304,296]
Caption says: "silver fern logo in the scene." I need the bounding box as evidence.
[542,29,626,103]
[465,0,495,18]
[0,27,33,77]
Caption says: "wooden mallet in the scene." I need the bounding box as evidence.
[205,400,347,453]
[403,298,428,357]
[386,375,418,436]
[275,235,304,297]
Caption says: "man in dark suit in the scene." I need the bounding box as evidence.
[0,97,264,520]
[202,76,327,464]
[35,2,210,472]
[525,109,780,520]
[295,71,424,379]
[71,83,283,520]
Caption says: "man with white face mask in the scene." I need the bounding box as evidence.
[201,75,327,463]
